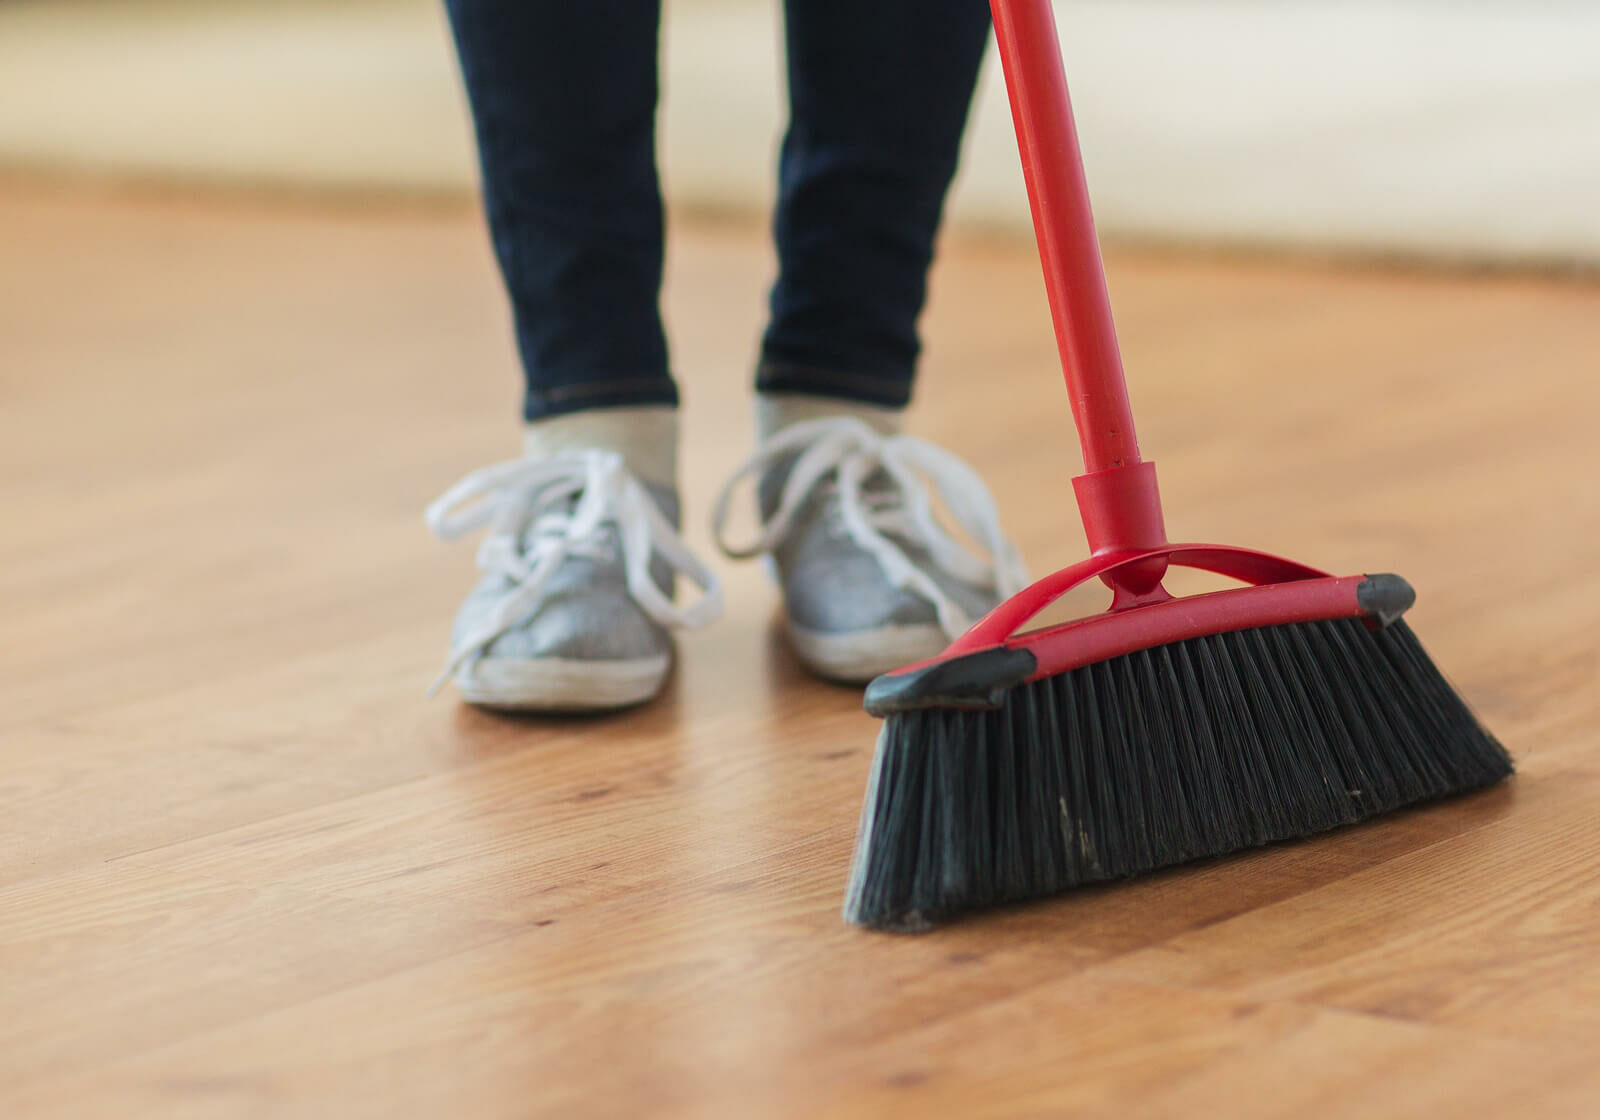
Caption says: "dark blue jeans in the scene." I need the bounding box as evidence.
[443,0,992,421]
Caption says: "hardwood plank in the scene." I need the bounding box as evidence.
[0,863,521,1088]
[1099,772,1600,1043]
[7,949,1597,1120]
[2,179,1597,1116]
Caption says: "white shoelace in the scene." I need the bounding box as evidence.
[424,450,722,692]
[710,417,1028,638]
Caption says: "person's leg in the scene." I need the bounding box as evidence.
[429,1,719,711]
[758,0,993,410]
[713,1,1026,684]
[442,0,675,421]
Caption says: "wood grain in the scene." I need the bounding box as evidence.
[1,179,1597,1117]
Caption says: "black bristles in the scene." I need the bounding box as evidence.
[842,618,1512,931]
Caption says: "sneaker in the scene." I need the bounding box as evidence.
[425,449,720,711]
[711,416,1027,683]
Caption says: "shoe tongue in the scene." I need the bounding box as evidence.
[511,482,681,600]
[758,450,896,521]
[518,491,583,549]
[519,480,681,546]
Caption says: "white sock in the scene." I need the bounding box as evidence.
[522,405,679,492]
[755,392,904,442]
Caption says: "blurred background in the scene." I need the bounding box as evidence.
[2,0,1596,267]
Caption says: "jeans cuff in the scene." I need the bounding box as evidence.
[754,360,913,410]
[522,376,680,422]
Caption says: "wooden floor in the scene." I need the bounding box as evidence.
[2,180,1598,1118]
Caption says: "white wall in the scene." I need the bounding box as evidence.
[2,0,1596,266]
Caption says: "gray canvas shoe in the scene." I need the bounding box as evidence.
[426,449,721,711]
[712,417,1027,683]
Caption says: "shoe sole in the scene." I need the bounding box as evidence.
[785,620,949,685]
[455,654,671,712]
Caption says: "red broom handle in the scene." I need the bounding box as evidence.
[991,0,1137,473]
[991,0,1167,574]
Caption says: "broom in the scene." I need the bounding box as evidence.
[842,0,1512,932]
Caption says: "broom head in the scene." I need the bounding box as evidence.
[843,544,1512,931]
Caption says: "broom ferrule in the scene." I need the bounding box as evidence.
[1072,462,1166,555]
[1072,461,1169,597]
